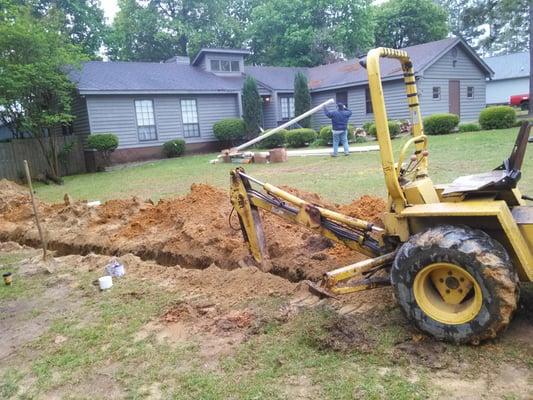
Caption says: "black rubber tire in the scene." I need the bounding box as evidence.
[391,225,519,344]
[521,101,529,111]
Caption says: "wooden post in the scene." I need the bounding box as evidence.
[23,160,48,260]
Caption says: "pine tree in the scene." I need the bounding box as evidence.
[294,72,311,128]
[242,76,263,138]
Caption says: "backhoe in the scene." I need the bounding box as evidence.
[230,47,532,344]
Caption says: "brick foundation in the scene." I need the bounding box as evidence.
[109,141,222,164]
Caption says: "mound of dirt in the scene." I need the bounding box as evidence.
[0,180,386,282]
[0,179,31,214]
[338,195,387,226]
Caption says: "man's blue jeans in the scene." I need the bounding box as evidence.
[332,129,349,156]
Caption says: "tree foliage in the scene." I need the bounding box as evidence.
[294,72,311,128]
[438,0,530,56]
[20,0,106,57]
[106,0,251,61]
[242,76,263,138]
[374,0,448,49]
[106,0,181,61]
[0,1,86,181]
[249,0,374,66]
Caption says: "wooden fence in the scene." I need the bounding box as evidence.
[0,136,86,181]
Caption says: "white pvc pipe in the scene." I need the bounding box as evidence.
[234,98,335,152]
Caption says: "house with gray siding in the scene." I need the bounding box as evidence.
[483,52,529,106]
[70,37,492,163]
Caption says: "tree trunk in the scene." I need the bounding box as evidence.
[529,1,533,116]
[35,133,62,184]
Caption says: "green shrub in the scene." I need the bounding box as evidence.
[347,124,357,141]
[423,113,460,135]
[318,125,358,145]
[87,133,119,167]
[162,139,186,158]
[284,128,317,148]
[368,120,401,138]
[479,106,516,130]
[362,121,373,134]
[213,118,246,145]
[318,125,332,145]
[87,133,119,152]
[458,123,481,133]
[257,129,287,148]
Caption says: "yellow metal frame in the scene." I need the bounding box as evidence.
[366,48,427,212]
[401,201,533,281]
[230,45,532,300]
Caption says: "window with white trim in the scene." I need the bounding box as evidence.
[432,87,441,100]
[180,99,200,137]
[280,96,295,120]
[210,59,240,72]
[467,86,474,98]
[134,100,157,141]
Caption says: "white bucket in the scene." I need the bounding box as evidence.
[98,275,113,290]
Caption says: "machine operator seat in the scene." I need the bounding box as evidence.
[442,122,530,197]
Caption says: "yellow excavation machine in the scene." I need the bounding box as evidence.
[230,47,532,344]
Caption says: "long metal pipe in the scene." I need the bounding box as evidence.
[234,98,335,152]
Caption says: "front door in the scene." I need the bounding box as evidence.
[449,80,460,117]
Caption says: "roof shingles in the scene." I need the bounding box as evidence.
[76,37,491,94]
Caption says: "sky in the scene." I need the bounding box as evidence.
[101,0,118,23]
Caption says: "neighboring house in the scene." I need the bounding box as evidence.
[484,52,529,105]
[70,37,492,163]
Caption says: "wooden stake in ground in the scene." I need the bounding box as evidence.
[23,160,48,260]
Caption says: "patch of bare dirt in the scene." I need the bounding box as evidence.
[0,181,386,282]
[314,314,375,353]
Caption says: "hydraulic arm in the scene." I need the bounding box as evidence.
[230,168,395,295]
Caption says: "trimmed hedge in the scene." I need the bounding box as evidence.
[87,133,119,152]
[87,133,119,170]
[362,121,373,134]
[213,118,246,144]
[257,129,287,148]
[368,120,401,138]
[162,139,186,158]
[285,128,317,148]
[423,113,459,135]
[318,125,332,145]
[479,106,516,130]
[318,125,357,145]
[458,123,481,133]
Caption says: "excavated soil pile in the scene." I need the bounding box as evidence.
[0,181,386,281]
[0,179,33,215]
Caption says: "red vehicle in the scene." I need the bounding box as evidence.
[510,94,529,110]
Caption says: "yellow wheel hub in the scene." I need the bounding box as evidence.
[413,263,482,325]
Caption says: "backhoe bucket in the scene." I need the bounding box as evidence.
[230,169,269,270]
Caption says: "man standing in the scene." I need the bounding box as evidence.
[324,103,352,156]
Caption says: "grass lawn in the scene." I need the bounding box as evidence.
[35,127,531,205]
[2,249,531,399]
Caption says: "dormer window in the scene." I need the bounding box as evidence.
[210,59,240,72]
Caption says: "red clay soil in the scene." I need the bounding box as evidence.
[0,180,386,281]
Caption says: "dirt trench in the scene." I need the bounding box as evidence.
[0,179,386,283]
